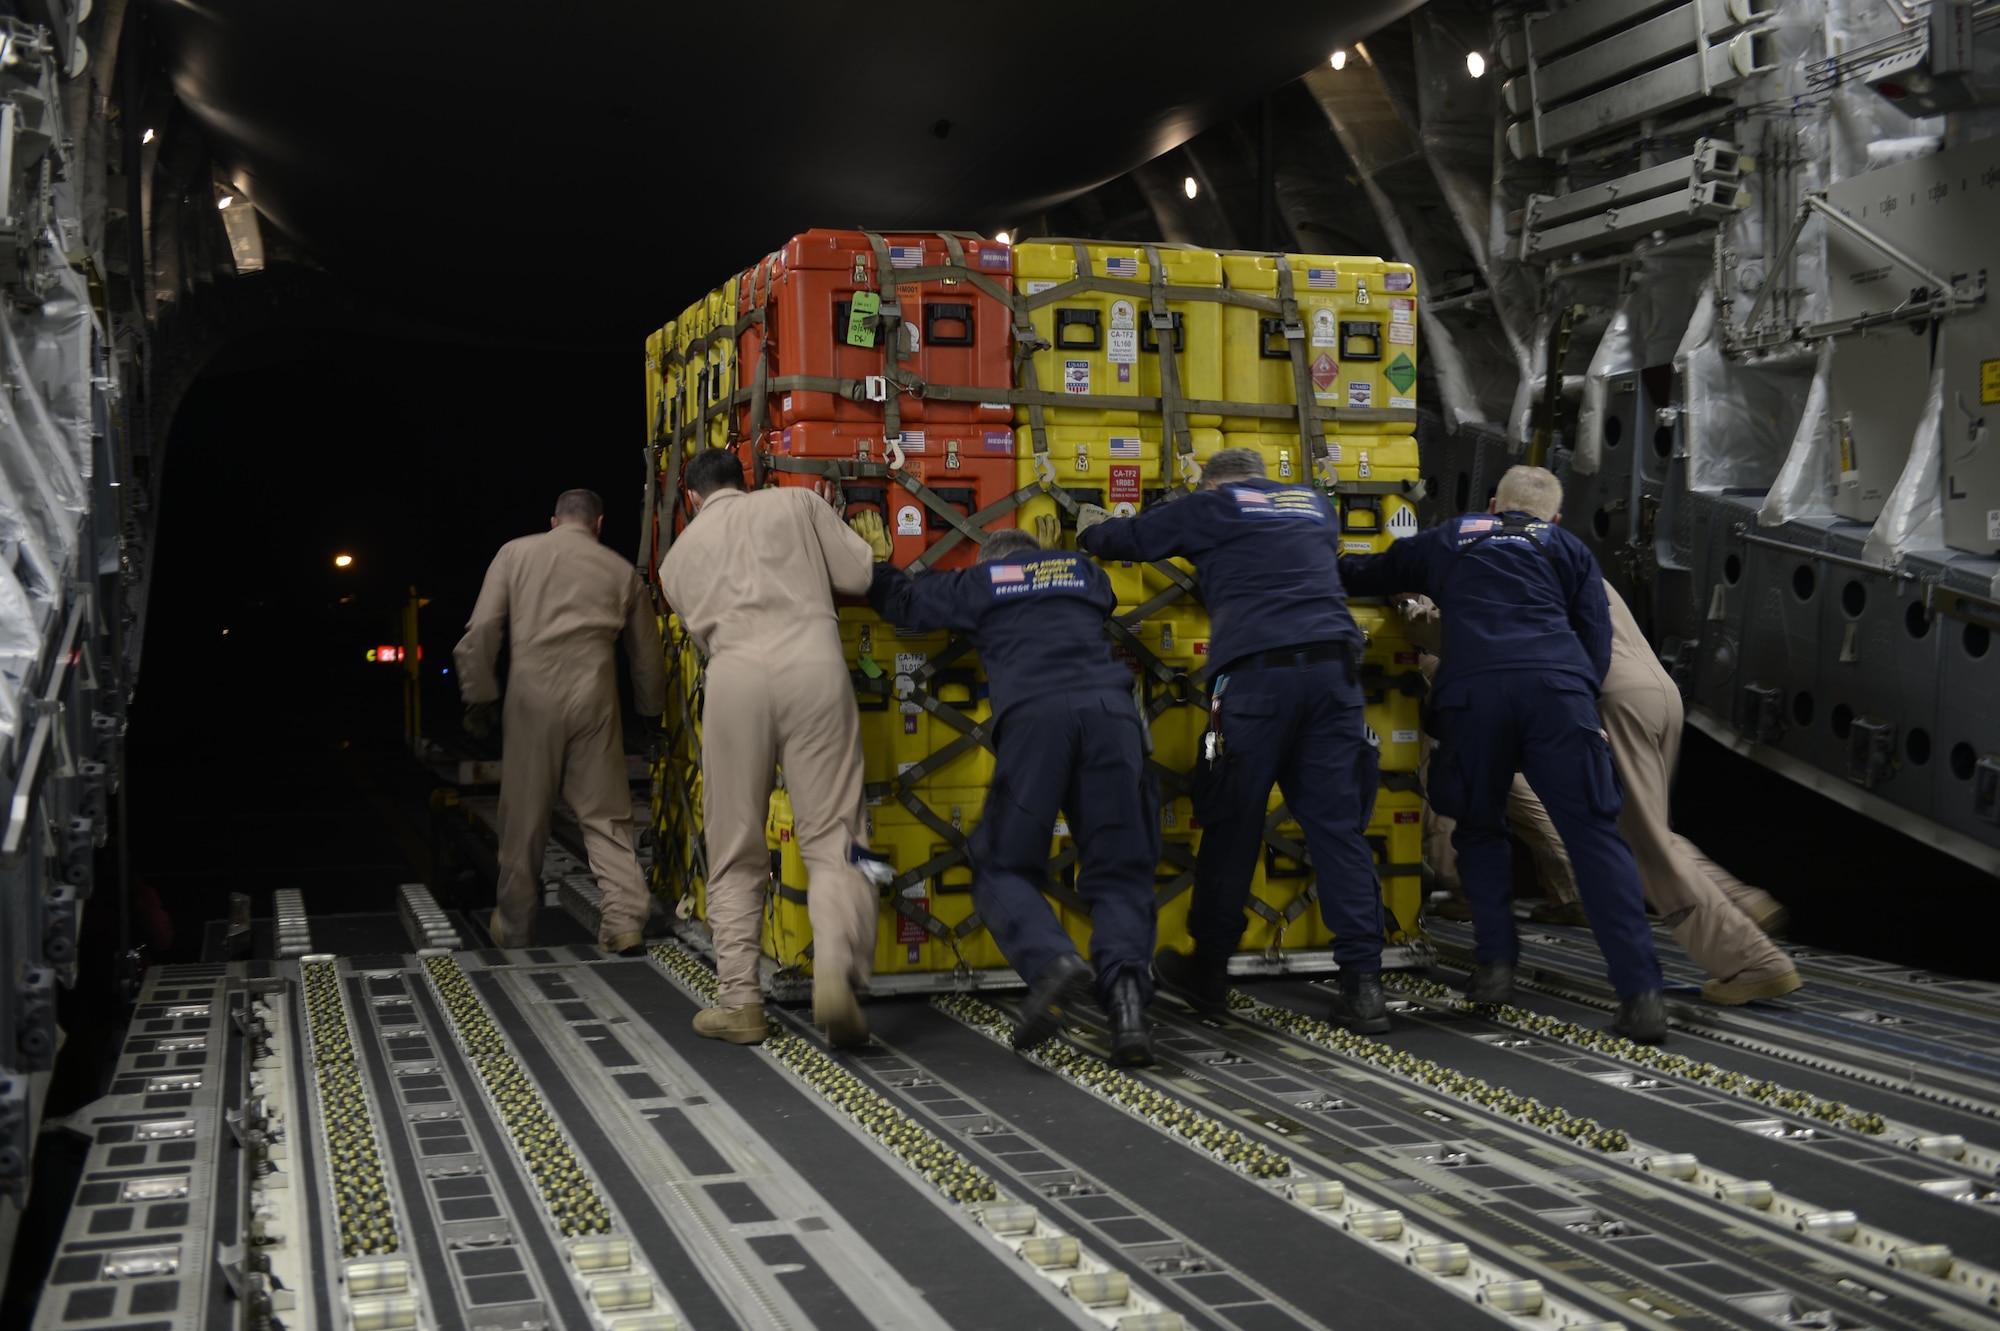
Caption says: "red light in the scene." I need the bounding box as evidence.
[372,644,403,662]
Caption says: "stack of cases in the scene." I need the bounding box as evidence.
[647,240,1424,988]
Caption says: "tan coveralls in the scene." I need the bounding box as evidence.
[1416,587,1789,982]
[657,487,877,1009]
[456,524,667,950]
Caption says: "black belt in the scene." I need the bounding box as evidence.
[1218,641,1355,675]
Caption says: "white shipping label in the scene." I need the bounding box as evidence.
[1390,396,1416,409]
[1392,729,1419,744]
[1052,819,1070,836]
[1344,539,1375,553]
[1107,327,1138,364]
[1388,323,1416,345]
[1026,279,1059,295]
[1389,298,1415,323]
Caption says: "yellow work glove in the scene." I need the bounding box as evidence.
[1074,503,1112,537]
[1033,513,1062,549]
[849,509,894,561]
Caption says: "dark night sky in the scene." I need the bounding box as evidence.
[125,332,641,946]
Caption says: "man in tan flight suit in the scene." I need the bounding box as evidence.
[658,450,877,1048]
[1408,586,1800,1005]
[456,489,667,954]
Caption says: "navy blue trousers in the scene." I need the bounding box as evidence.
[971,690,1159,1002]
[1428,669,1662,998]
[1187,657,1384,970]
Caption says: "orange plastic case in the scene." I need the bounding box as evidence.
[757,230,1014,428]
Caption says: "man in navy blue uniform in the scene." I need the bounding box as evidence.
[869,527,1161,1064]
[1075,447,1390,1034]
[1339,465,1667,1042]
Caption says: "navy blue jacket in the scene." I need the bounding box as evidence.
[1077,479,1361,672]
[867,551,1130,721]
[1339,511,1612,698]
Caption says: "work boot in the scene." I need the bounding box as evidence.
[487,909,531,950]
[1528,899,1591,927]
[693,1003,767,1045]
[1153,948,1229,1017]
[1701,963,1802,1006]
[1739,891,1790,936]
[1332,970,1391,1035]
[602,929,645,958]
[814,972,869,1049]
[1463,959,1515,1006]
[1013,953,1091,1051]
[1429,895,1475,923]
[1107,973,1155,1067]
[1613,990,1668,1044]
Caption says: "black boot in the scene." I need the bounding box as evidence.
[1153,948,1228,1017]
[1014,953,1091,1050]
[1613,990,1668,1044]
[1333,970,1391,1035]
[1108,973,1155,1066]
[1464,959,1515,1006]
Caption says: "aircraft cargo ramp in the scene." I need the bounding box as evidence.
[30,887,2000,1331]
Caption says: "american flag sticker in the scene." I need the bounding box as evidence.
[1108,436,1142,458]
[1105,256,1139,278]
[888,245,923,269]
[902,430,926,452]
[989,563,1026,584]
[1306,268,1338,289]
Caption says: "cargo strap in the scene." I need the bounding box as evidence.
[1245,800,1422,933]
[760,453,1024,571]
[1142,244,1198,484]
[1274,256,1330,484]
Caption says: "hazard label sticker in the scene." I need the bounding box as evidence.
[1310,353,1338,393]
[1385,353,1418,395]
[1108,464,1141,502]
[1064,359,1091,394]
[1348,381,1374,408]
[1388,506,1419,538]
[1364,724,1381,747]
[1389,322,1416,345]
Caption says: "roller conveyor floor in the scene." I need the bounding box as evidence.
[31,904,2000,1331]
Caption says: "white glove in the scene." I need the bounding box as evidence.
[1074,503,1112,536]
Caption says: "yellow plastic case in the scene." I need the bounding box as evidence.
[1218,253,1417,435]
[1015,426,1162,603]
[840,606,995,795]
[1012,244,1225,427]
[763,787,1026,976]
[1244,783,1425,951]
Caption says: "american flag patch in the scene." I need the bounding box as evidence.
[888,245,923,269]
[902,430,926,452]
[1108,436,1141,458]
[1232,486,1271,505]
[989,563,1026,584]
[1461,515,1497,532]
[1306,268,1338,289]
[1105,256,1138,278]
